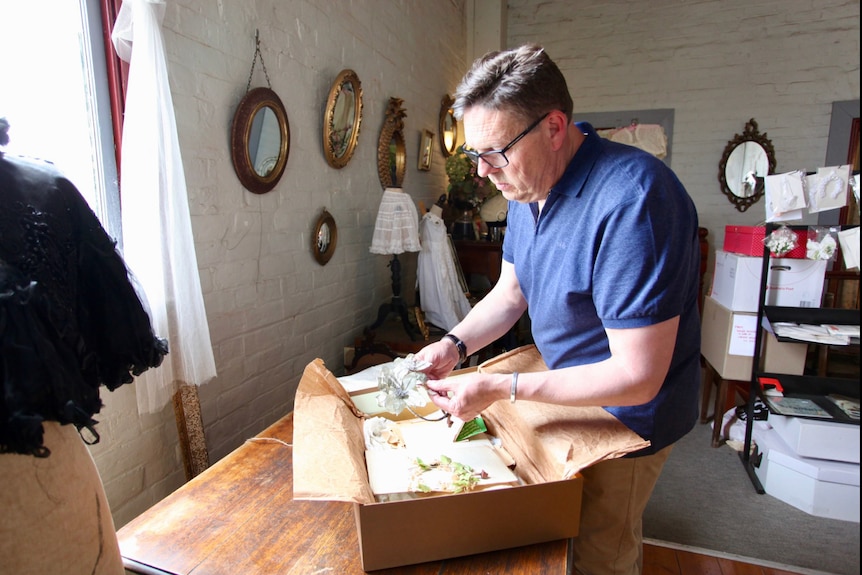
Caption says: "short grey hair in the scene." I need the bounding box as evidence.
[452,44,573,124]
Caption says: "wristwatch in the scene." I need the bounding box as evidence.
[443,333,467,364]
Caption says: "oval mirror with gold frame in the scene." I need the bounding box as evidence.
[323,69,363,169]
[312,209,337,265]
[230,87,290,194]
[377,97,407,188]
[438,94,458,158]
[718,118,776,212]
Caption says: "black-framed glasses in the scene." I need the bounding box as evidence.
[461,112,550,169]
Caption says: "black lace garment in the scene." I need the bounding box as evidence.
[1,153,168,457]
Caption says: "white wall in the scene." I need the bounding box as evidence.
[89,0,859,530]
[90,0,468,528]
[507,0,860,260]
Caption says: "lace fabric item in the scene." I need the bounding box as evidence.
[376,354,432,416]
[807,165,851,214]
[1,154,168,457]
[370,188,421,255]
[417,208,471,331]
[764,171,806,222]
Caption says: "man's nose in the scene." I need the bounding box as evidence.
[477,159,496,177]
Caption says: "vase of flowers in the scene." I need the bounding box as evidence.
[445,151,497,239]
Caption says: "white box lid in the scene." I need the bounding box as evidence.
[756,426,860,486]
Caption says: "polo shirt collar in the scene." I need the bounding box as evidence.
[549,121,602,201]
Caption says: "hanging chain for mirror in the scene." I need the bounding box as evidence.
[244,29,272,93]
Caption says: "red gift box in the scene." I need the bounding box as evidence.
[724,225,808,258]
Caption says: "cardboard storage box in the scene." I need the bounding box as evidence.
[700,295,808,381]
[710,250,826,313]
[292,348,649,571]
[724,225,809,258]
[753,426,859,522]
[769,413,860,464]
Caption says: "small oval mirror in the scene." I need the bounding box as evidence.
[377,97,407,189]
[718,119,776,212]
[250,105,280,177]
[312,209,337,265]
[438,94,458,158]
[323,70,363,169]
[230,87,290,194]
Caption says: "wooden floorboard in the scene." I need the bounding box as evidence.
[644,542,813,575]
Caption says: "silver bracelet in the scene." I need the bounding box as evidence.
[510,372,519,404]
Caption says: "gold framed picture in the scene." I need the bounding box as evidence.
[418,129,434,171]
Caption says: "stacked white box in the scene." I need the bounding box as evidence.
[753,426,859,522]
[769,414,860,464]
[710,250,826,312]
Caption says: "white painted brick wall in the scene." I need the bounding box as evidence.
[507,0,859,264]
[89,0,858,531]
[90,0,467,528]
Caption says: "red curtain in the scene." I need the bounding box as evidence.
[100,0,128,177]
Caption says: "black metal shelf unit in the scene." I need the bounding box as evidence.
[739,223,860,494]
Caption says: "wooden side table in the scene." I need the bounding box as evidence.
[453,239,503,287]
[700,358,748,447]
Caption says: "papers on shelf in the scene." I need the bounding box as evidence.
[765,396,833,419]
[827,394,860,420]
[770,322,857,345]
[824,324,861,337]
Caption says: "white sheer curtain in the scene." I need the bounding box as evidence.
[112,0,216,413]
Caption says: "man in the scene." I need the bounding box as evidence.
[415,45,701,575]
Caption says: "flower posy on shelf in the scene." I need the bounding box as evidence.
[763,225,798,257]
[445,151,497,210]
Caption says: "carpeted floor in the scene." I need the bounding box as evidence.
[643,419,860,575]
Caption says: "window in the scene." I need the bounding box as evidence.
[0,0,122,242]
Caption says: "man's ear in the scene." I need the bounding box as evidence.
[545,110,569,151]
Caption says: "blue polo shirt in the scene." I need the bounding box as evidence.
[502,122,701,455]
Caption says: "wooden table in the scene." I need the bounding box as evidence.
[117,413,571,574]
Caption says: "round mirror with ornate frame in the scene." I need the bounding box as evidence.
[377,97,407,188]
[230,87,290,194]
[438,94,458,158]
[312,208,337,265]
[323,69,363,169]
[718,118,776,212]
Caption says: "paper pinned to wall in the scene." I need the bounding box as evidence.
[596,123,667,159]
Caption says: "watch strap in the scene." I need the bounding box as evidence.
[443,333,467,364]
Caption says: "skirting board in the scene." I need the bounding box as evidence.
[644,538,834,575]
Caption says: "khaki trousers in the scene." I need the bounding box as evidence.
[1,422,124,575]
[573,444,673,575]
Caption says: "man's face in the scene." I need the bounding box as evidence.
[461,106,553,204]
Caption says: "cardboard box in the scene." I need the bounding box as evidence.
[724,225,809,258]
[753,426,859,522]
[700,295,808,381]
[293,349,649,570]
[710,250,826,313]
[769,413,860,464]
